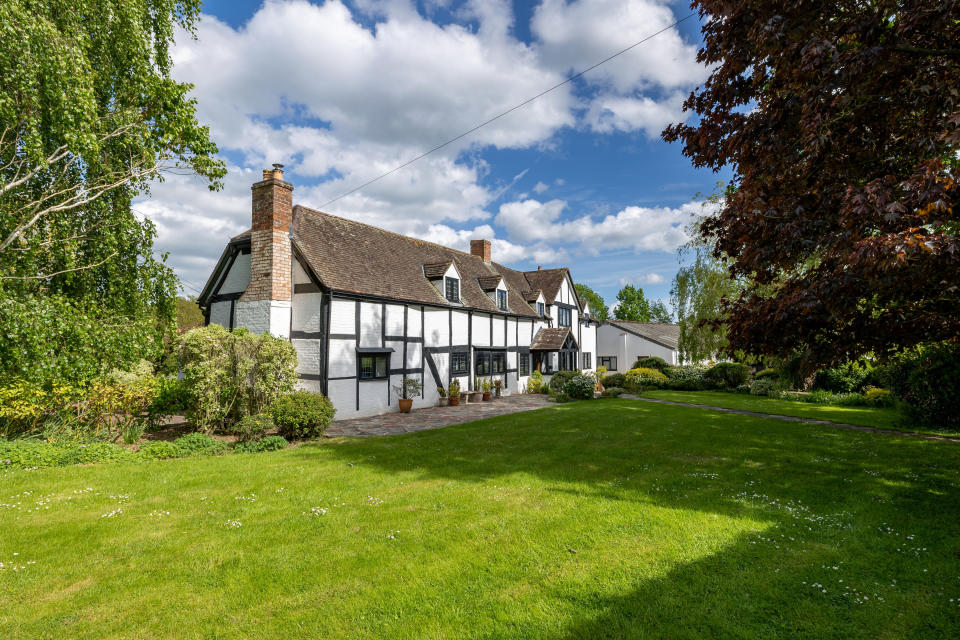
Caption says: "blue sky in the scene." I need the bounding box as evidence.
[141,0,730,313]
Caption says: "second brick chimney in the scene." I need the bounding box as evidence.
[470,239,491,262]
[235,164,293,337]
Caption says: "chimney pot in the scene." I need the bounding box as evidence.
[537,265,542,271]
[470,239,492,262]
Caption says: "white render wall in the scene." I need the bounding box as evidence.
[596,323,679,370]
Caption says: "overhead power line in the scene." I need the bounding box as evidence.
[317,11,698,210]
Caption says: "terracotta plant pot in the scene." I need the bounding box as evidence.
[482,392,491,401]
[449,396,460,406]
[398,398,413,413]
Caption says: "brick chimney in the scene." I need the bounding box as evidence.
[470,239,491,262]
[235,164,293,338]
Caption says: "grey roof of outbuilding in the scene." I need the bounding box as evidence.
[605,321,680,350]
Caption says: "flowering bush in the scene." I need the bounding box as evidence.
[663,365,708,390]
[563,374,596,400]
[526,370,544,394]
[179,325,298,433]
[624,367,669,392]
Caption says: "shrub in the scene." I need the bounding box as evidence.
[552,391,571,403]
[179,325,298,433]
[755,368,779,380]
[233,435,288,453]
[527,370,544,394]
[814,360,874,393]
[173,432,227,456]
[735,383,751,394]
[548,370,580,393]
[863,387,895,408]
[624,367,669,392]
[601,387,624,397]
[705,362,752,388]
[150,376,191,418]
[270,391,336,440]
[663,365,708,390]
[886,342,960,430]
[801,390,868,406]
[564,374,596,400]
[230,413,274,443]
[750,378,778,396]
[139,441,181,460]
[634,356,668,371]
[0,293,161,387]
[601,373,626,389]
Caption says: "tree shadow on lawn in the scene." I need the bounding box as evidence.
[311,399,960,638]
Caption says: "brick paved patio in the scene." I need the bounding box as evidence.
[327,394,554,437]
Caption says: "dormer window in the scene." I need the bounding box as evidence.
[445,276,460,302]
[497,289,507,311]
[537,302,545,317]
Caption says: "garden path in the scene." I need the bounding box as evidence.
[328,394,554,437]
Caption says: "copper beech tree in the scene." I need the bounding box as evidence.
[664,1,960,365]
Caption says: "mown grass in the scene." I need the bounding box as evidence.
[641,389,906,431]
[1,399,958,639]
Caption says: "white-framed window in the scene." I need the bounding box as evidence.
[537,302,545,316]
[558,307,571,327]
[497,289,507,310]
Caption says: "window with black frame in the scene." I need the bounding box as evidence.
[359,353,389,380]
[599,356,617,371]
[519,353,530,376]
[492,351,505,374]
[475,350,491,375]
[445,276,460,302]
[537,302,545,317]
[582,352,592,369]
[474,350,505,376]
[450,351,468,375]
[558,307,571,327]
[497,289,507,310]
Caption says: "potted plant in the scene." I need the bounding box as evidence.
[470,377,483,403]
[436,385,447,407]
[481,377,492,401]
[493,378,502,398]
[448,380,461,406]
[393,377,423,413]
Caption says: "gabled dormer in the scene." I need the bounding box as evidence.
[478,275,509,312]
[424,261,463,304]
[522,288,547,318]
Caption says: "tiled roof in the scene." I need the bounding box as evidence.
[290,206,542,317]
[521,268,567,304]
[530,327,573,350]
[477,275,502,291]
[606,320,680,350]
[422,262,452,279]
[521,289,542,303]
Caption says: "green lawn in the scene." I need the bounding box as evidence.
[641,389,906,430]
[2,400,959,639]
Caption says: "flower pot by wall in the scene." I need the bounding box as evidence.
[438,397,448,407]
[482,392,491,401]
[449,396,460,406]
[398,398,413,413]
